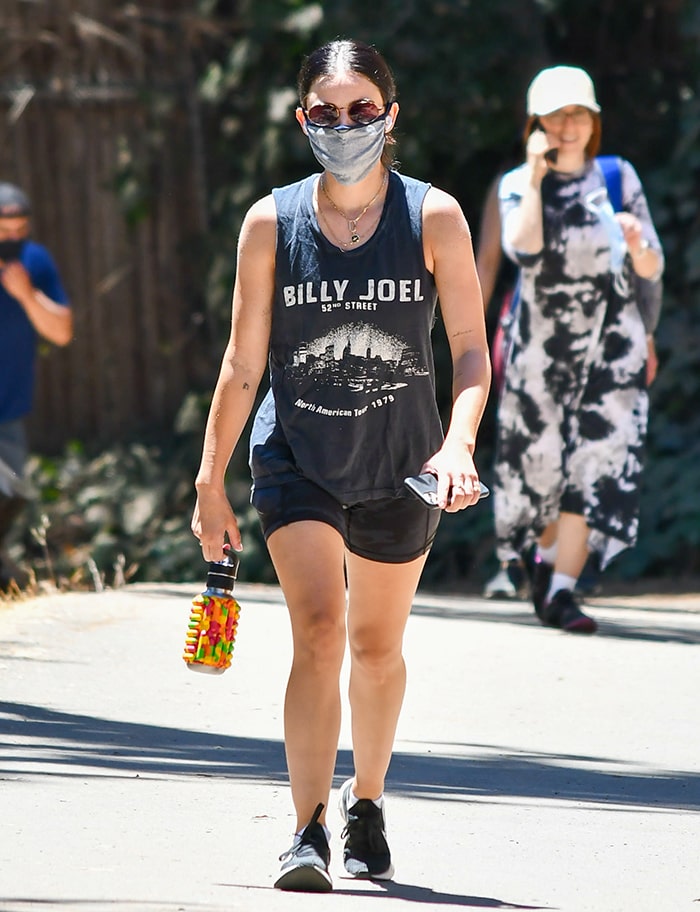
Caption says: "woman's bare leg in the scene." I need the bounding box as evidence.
[539,520,558,550]
[344,551,428,799]
[266,520,348,831]
[553,511,589,579]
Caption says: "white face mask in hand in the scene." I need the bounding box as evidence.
[306,119,387,185]
[584,187,628,296]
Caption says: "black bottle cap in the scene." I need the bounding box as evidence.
[206,552,240,591]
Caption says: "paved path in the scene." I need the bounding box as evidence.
[0,582,699,912]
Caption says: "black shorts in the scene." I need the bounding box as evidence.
[251,477,441,564]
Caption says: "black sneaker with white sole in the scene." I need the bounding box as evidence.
[544,588,598,634]
[338,778,394,880]
[274,803,332,892]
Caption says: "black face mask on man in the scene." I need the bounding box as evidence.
[0,238,26,262]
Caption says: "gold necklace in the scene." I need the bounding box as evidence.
[317,205,351,250]
[320,171,388,245]
[317,201,382,251]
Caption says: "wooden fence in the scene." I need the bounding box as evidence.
[0,1,219,452]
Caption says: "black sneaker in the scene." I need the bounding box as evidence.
[339,778,394,880]
[544,589,598,634]
[529,555,553,620]
[274,803,332,892]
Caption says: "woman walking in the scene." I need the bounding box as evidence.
[493,65,663,633]
[191,39,490,890]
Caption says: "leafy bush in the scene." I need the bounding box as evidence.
[6,396,277,591]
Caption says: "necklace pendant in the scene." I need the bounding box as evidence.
[350,233,360,244]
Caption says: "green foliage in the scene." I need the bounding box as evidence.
[14,0,699,589]
[626,82,700,576]
[195,1,325,327]
[8,400,277,591]
[113,136,153,228]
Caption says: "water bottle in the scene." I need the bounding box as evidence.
[183,551,241,675]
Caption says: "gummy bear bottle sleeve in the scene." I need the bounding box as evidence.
[183,552,241,675]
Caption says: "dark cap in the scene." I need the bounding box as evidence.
[0,183,31,218]
[206,552,240,592]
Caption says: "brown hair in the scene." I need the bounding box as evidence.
[297,40,397,168]
[522,113,602,160]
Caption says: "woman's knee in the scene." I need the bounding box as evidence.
[348,630,403,680]
[292,605,346,671]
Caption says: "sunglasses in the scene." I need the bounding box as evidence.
[303,98,388,128]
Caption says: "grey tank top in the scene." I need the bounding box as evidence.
[249,169,443,504]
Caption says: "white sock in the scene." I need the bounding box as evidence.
[546,572,577,603]
[350,786,384,810]
[537,542,558,564]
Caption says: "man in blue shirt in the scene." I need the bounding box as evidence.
[0,182,73,589]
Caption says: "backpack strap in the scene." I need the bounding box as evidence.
[596,155,623,213]
[597,154,663,333]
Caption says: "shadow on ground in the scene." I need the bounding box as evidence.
[1,701,698,813]
[130,584,700,646]
[409,596,700,645]
[0,890,550,910]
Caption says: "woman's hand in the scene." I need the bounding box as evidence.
[616,211,645,254]
[616,211,661,279]
[192,485,243,562]
[421,446,482,513]
[525,128,555,182]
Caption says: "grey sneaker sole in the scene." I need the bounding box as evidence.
[274,864,332,892]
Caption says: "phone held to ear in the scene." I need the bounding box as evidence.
[404,472,490,509]
[529,122,558,165]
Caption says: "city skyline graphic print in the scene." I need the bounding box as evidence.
[286,321,429,395]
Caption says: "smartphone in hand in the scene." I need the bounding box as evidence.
[544,146,558,165]
[404,472,490,509]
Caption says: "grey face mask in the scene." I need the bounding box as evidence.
[305,118,388,185]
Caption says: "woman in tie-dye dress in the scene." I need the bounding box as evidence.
[493,65,663,633]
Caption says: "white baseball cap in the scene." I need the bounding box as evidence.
[527,65,600,116]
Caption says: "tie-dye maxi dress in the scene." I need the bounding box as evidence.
[493,158,663,568]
